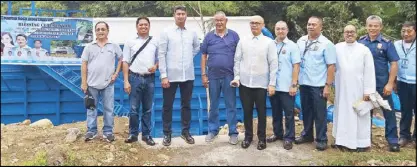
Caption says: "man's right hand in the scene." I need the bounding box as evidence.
[81,82,87,94]
[202,75,209,88]
[124,81,131,94]
[230,80,240,87]
[162,78,170,88]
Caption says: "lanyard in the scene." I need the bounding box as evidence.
[402,39,416,58]
[302,40,317,58]
[277,43,286,56]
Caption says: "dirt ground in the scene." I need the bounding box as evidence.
[1,116,416,166]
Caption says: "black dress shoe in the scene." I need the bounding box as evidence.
[241,139,252,149]
[316,142,328,151]
[294,136,314,145]
[124,135,138,143]
[257,140,267,150]
[181,133,195,144]
[283,140,293,150]
[388,144,400,152]
[162,134,171,146]
[356,147,370,152]
[266,135,283,143]
[142,136,155,146]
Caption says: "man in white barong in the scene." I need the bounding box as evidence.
[332,25,376,152]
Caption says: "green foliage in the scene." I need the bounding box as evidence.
[1,1,415,42]
[21,151,48,166]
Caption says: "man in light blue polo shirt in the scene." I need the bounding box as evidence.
[266,21,300,150]
[394,21,416,148]
[295,16,336,151]
[201,11,240,145]
[81,21,123,143]
[158,5,200,146]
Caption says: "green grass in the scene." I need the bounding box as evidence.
[20,150,82,166]
[62,151,82,166]
[21,151,48,166]
[316,148,416,166]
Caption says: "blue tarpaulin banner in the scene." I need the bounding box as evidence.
[1,15,92,65]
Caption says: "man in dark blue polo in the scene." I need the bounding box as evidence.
[358,15,401,152]
[201,11,240,145]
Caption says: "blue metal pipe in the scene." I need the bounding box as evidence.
[31,1,35,16]
[7,1,12,15]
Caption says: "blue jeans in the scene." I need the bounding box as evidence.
[397,81,416,141]
[128,74,155,137]
[269,91,295,141]
[208,75,238,136]
[299,85,327,143]
[376,87,399,144]
[86,83,114,136]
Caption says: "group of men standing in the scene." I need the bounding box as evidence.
[80,5,416,153]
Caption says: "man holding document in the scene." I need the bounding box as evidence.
[332,25,376,152]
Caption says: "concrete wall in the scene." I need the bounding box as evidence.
[92,17,252,44]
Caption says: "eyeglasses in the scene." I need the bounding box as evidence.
[250,22,262,26]
[215,19,226,23]
[275,28,287,31]
[401,29,415,34]
[95,28,107,32]
[344,31,356,34]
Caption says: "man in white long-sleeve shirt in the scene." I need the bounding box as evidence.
[231,15,278,150]
[158,5,200,146]
[333,25,376,152]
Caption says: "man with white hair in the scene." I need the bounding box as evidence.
[333,25,376,152]
[358,15,401,152]
[266,21,300,150]
[231,15,278,150]
[201,11,240,145]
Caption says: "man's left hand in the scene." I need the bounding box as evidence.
[323,85,330,98]
[110,73,118,83]
[383,83,393,96]
[268,86,275,96]
[148,65,157,73]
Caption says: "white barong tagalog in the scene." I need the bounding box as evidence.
[333,41,376,149]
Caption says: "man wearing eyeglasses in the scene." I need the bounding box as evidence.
[81,21,123,143]
[266,21,300,150]
[231,15,278,150]
[201,11,240,145]
[332,25,375,152]
[393,21,416,148]
[294,16,336,151]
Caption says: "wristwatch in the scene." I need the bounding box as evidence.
[291,83,297,88]
[325,83,332,87]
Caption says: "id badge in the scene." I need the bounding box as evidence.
[401,58,409,69]
[300,58,305,68]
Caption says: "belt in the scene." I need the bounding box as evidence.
[129,70,154,77]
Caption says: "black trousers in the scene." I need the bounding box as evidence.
[162,80,194,135]
[397,81,416,141]
[239,85,267,141]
